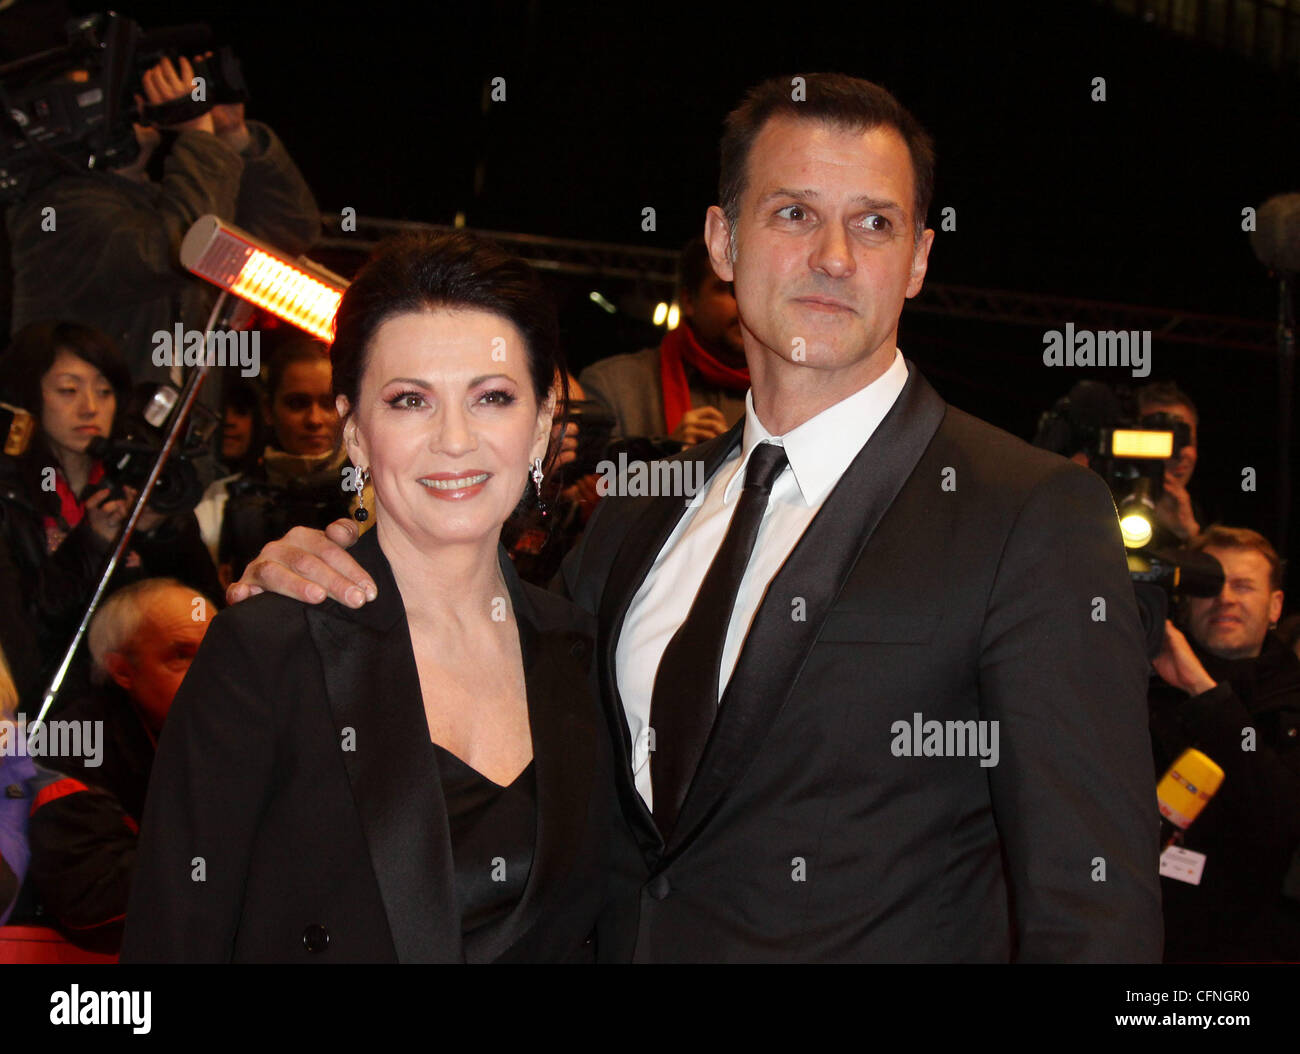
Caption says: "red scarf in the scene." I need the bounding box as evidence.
[43,460,105,551]
[658,322,750,435]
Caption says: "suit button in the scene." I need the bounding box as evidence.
[302,923,330,953]
[570,640,586,659]
[647,874,671,900]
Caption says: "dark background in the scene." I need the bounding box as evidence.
[6,0,1299,571]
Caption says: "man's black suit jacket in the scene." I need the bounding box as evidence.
[563,362,1163,961]
[121,528,615,963]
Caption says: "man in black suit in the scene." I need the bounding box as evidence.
[232,73,1162,961]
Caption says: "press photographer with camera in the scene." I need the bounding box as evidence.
[5,32,320,388]
[1137,381,1206,546]
[1148,525,1300,961]
[0,321,221,703]
[205,335,351,585]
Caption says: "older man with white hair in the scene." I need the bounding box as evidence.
[23,579,214,950]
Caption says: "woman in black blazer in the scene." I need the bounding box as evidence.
[121,231,616,962]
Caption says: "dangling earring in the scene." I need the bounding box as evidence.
[353,467,372,522]
[531,457,548,518]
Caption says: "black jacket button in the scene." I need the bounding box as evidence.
[302,923,330,953]
[647,874,671,900]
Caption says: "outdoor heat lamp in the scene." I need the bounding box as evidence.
[180,215,347,341]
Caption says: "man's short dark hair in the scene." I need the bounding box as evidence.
[1189,524,1285,591]
[1137,381,1199,426]
[678,236,717,300]
[719,73,936,244]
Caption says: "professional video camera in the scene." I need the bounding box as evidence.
[85,383,217,516]
[1033,380,1223,657]
[0,11,248,203]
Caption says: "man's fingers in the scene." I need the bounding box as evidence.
[240,525,375,606]
[323,517,361,549]
[225,581,263,605]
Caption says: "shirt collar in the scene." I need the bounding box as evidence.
[723,349,909,507]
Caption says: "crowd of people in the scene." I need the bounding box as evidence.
[0,58,1297,964]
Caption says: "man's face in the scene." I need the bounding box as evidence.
[682,273,745,365]
[1185,546,1283,660]
[109,587,213,734]
[1142,401,1198,487]
[706,117,933,388]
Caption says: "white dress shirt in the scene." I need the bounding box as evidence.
[616,349,909,808]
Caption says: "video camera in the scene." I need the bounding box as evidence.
[0,11,248,203]
[1033,380,1222,656]
[83,383,217,516]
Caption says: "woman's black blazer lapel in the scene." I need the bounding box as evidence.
[472,550,600,962]
[305,528,601,963]
[304,528,462,962]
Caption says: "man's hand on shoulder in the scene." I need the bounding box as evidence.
[1152,619,1217,697]
[226,519,375,609]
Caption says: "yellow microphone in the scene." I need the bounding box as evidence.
[1157,749,1224,847]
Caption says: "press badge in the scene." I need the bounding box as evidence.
[1159,845,1207,885]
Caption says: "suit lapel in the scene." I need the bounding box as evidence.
[305,529,462,963]
[466,554,598,962]
[666,364,948,854]
[596,423,745,850]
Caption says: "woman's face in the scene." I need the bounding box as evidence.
[341,308,553,550]
[221,404,254,462]
[40,349,116,460]
[269,358,339,456]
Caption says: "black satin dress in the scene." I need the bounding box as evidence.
[431,742,537,963]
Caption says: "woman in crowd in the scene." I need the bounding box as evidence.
[122,231,618,962]
[0,322,221,697]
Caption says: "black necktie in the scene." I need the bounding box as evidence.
[648,441,789,838]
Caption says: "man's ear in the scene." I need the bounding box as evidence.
[704,207,735,283]
[905,227,935,299]
[1269,589,1285,627]
[104,652,133,694]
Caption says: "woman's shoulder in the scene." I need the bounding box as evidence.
[518,578,596,639]
[203,589,321,657]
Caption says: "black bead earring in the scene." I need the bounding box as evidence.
[353,467,371,522]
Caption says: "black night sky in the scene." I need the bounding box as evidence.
[6,0,1299,564]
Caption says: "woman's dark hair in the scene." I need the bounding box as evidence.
[221,372,270,474]
[0,320,133,506]
[265,333,330,404]
[330,230,568,467]
[0,320,132,423]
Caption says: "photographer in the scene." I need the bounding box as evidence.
[1149,525,1300,961]
[6,50,319,385]
[1137,381,1207,547]
[0,322,221,699]
[210,335,350,584]
[579,235,748,447]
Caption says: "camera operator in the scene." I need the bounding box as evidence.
[1137,381,1206,546]
[1148,525,1300,961]
[0,321,221,700]
[210,336,350,584]
[6,51,320,386]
